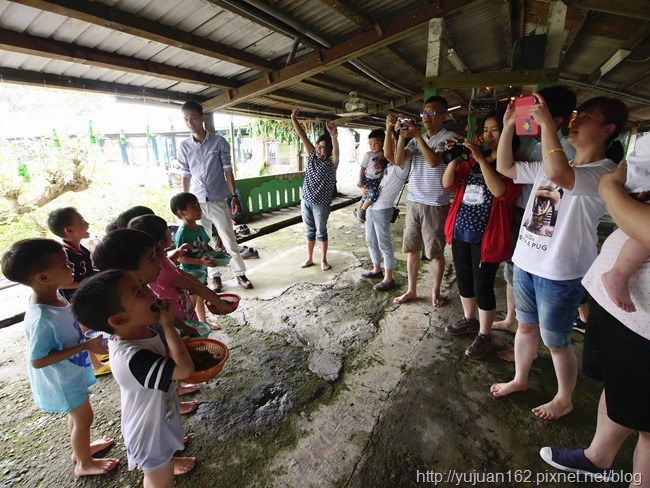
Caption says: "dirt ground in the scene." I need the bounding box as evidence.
[0,208,637,488]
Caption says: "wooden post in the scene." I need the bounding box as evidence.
[424,18,444,103]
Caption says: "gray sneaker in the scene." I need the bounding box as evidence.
[445,317,480,335]
[465,334,492,360]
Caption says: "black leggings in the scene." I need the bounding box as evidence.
[451,239,499,311]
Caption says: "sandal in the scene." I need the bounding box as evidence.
[94,363,112,376]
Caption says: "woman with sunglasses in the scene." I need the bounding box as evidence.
[291,108,339,271]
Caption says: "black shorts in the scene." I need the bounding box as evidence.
[582,299,650,432]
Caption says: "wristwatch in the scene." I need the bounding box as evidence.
[230,194,238,199]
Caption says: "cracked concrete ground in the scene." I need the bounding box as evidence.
[0,206,636,488]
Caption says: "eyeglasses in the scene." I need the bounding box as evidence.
[420,110,444,117]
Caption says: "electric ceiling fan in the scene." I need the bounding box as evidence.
[340,92,367,116]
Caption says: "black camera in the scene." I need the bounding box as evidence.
[396,118,413,131]
[442,138,470,163]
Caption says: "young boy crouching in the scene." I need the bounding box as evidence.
[72,269,196,487]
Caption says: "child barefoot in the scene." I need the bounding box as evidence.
[602,135,650,312]
[1,239,119,477]
[47,207,111,376]
[354,129,387,223]
[72,270,196,485]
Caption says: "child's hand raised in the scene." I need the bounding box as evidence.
[157,299,176,327]
[85,336,108,356]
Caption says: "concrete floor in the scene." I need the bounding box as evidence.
[0,172,637,487]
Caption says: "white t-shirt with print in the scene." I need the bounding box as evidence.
[361,151,386,180]
[405,128,455,206]
[372,160,411,211]
[515,130,576,208]
[512,158,616,280]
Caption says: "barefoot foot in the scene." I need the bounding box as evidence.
[173,457,196,476]
[178,384,200,396]
[321,261,331,271]
[180,401,198,415]
[74,457,119,477]
[492,319,518,334]
[532,398,573,420]
[393,291,416,304]
[490,380,528,397]
[602,270,636,312]
[71,438,115,462]
[431,291,445,308]
[300,260,315,268]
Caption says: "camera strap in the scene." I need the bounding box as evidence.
[394,159,412,207]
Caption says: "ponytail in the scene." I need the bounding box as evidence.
[605,140,624,163]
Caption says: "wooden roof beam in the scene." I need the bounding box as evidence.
[539,0,650,20]
[500,0,514,67]
[203,0,468,112]
[544,1,567,68]
[383,47,423,79]
[12,0,277,72]
[0,28,238,89]
[265,90,337,111]
[317,0,377,31]
[423,68,560,89]
[0,66,202,103]
[560,7,588,62]
[300,77,387,104]
[207,0,322,52]
[587,21,650,82]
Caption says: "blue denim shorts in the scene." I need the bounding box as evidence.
[513,265,584,348]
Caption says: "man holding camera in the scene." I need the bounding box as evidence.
[387,95,456,307]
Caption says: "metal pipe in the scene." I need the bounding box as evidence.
[560,78,650,105]
[235,0,412,95]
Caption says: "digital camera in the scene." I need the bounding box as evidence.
[396,118,413,131]
[442,138,470,163]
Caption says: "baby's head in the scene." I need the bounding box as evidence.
[93,229,161,284]
[128,215,172,252]
[72,269,161,335]
[368,129,385,153]
[47,207,90,241]
[2,238,71,288]
[170,192,202,223]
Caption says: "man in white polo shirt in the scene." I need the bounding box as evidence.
[388,96,456,307]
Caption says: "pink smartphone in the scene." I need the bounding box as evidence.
[515,95,539,136]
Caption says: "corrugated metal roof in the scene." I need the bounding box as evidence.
[0,0,646,127]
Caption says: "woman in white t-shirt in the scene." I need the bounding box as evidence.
[539,161,650,478]
[490,94,629,421]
